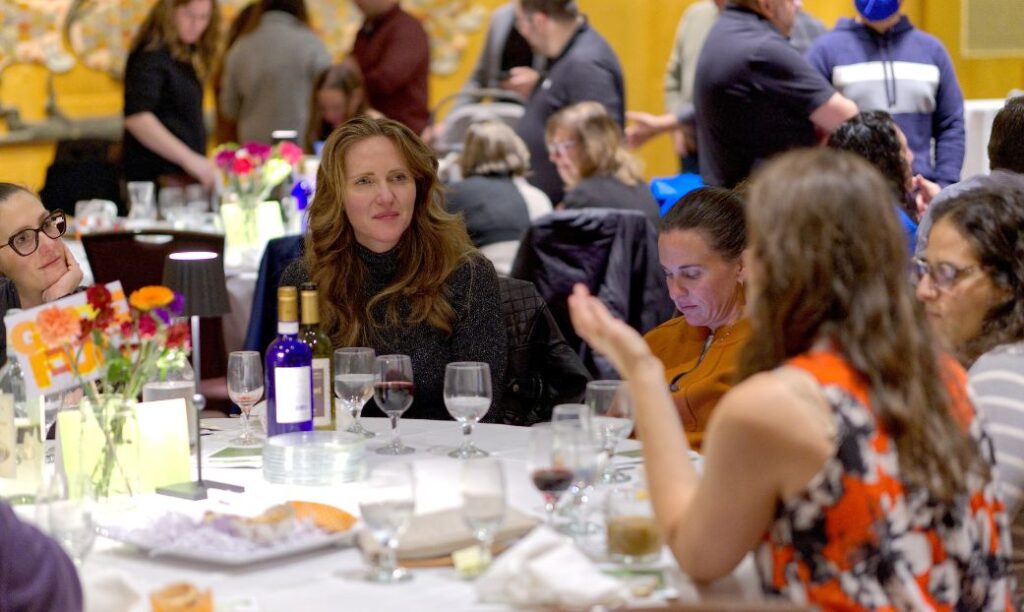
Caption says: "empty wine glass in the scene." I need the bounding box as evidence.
[551,403,592,434]
[333,348,376,438]
[586,380,634,483]
[126,181,156,222]
[227,351,264,446]
[528,423,574,526]
[444,362,492,459]
[461,458,505,576]
[359,462,415,583]
[558,426,600,537]
[374,355,415,455]
[37,471,94,568]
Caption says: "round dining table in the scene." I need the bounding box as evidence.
[73,417,763,611]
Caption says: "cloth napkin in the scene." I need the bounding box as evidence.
[83,571,141,612]
[475,526,631,608]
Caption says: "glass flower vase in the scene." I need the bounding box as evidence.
[75,395,141,502]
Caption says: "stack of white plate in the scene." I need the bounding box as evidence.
[263,431,367,485]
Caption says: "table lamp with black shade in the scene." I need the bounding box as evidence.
[156,251,244,500]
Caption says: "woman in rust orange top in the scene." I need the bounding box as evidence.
[643,187,750,448]
[569,149,1011,609]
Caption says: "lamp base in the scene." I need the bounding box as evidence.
[156,479,245,501]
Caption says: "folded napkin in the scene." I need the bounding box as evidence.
[475,526,631,608]
[84,571,141,612]
[358,506,537,562]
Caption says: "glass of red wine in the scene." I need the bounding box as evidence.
[528,423,574,526]
[374,355,415,455]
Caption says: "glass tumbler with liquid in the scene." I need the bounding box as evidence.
[605,484,663,565]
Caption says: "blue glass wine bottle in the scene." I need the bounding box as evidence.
[266,286,313,436]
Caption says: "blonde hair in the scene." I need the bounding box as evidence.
[307,117,476,346]
[131,0,222,80]
[545,101,642,186]
[458,121,531,178]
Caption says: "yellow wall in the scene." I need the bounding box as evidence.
[1,0,1022,189]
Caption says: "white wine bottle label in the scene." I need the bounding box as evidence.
[274,366,312,424]
[311,358,331,427]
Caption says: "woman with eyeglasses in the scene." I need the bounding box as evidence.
[914,185,1024,606]
[544,101,660,226]
[568,149,1011,609]
[643,187,749,449]
[0,184,83,362]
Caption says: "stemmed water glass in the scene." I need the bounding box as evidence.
[528,423,575,526]
[551,403,592,433]
[333,348,376,438]
[227,351,264,446]
[444,362,492,458]
[37,471,94,568]
[374,355,415,455]
[461,458,505,576]
[359,462,415,583]
[586,380,634,483]
[561,427,600,537]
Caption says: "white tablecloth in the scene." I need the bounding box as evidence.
[76,418,761,611]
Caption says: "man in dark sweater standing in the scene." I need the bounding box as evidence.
[512,0,625,205]
[352,0,430,134]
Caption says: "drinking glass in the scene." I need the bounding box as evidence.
[227,351,264,446]
[444,362,492,458]
[333,348,376,438]
[127,181,156,222]
[37,471,94,568]
[586,380,634,483]
[460,458,505,576]
[551,403,592,434]
[527,423,574,526]
[374,355,415,455]
[359,462,415,583]
[605,484,663,565]
[559,426,600,537]
[158,186,185,221]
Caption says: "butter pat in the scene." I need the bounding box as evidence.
[453,545,491,578]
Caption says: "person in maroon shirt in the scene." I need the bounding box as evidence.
[351,0,430,134]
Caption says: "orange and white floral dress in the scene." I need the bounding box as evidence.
[756,351,1012,610]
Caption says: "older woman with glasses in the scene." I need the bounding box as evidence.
[914,185,1024,606]
[545,101,660,226]
[0,184,83,362]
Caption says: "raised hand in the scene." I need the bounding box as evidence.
[567,284,659,380]
[41,242,83,303]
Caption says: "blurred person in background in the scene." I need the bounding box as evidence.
[123,0,221,190]
[304,62,379,154]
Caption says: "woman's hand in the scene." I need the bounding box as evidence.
[182,152,218,190]
[912,174,941,218]
[568,284,660,380]
[41,242,83,303]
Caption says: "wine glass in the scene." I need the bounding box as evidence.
[333,348,376,438]
[528,423,575,526]
[461,458,505,576]
[37,471,95,568]
[227,351,264,446]
[359,462,415,583]
[586,380,634,483]
[444,362,492,459]
[551,403,592,434]
[374,355,415,455]
[558,426,600,537]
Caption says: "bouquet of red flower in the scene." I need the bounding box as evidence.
[213,141,304,205]
[35,284,191,498]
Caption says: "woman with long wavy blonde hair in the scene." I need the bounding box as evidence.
[123,0,222,190]
[568,148,1011,609]
[280,116,507,421]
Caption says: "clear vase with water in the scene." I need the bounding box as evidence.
[142,355,196,447]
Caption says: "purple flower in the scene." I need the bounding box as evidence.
[169,292,185,316]
[242,142,273,162]
[215,148,237,169]
[152,308,171,325]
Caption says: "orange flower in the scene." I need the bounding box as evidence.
[36,306,82,347]
[129,286,175,312]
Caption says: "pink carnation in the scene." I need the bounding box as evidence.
[231,156,254,176]
[214,148,237,169]
[242,142,273,162]
[278,141,303,165]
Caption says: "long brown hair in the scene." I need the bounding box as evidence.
[131,0,222,80]
[545,101,642,186]
[307,116,475,347]
[740,149,985,502]
[304,63,369,153]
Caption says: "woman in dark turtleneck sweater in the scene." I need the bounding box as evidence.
[280,116,506,421]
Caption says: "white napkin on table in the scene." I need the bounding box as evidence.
[83,570,141,612]
[475,526,630,608]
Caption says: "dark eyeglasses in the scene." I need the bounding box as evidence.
[911,257,977,291]
[0,211,67,257]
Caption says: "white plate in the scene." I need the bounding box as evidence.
[99,519,357,567]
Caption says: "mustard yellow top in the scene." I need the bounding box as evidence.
[643,315,752,449]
